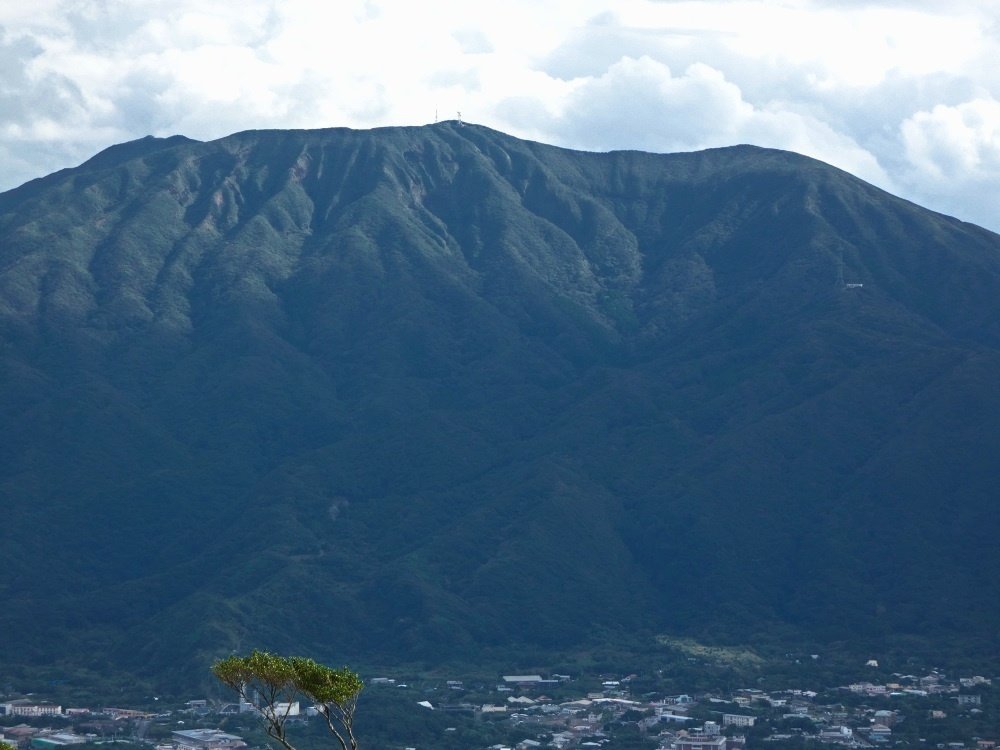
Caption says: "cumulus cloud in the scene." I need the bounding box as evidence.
[551,58,751,150]
[497,56,892,191]
[902,99,1000,180]
[507,1,1000,230]
[897,98,1000,228]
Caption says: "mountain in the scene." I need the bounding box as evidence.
[2,123,1000,687]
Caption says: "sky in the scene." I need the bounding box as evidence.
[1,0,998,232]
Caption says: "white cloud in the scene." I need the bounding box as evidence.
[497,56,892,191]
[453,29,494,55]
[547,57,753,150]
[897,98,1000,228]
[902,99,1000,180]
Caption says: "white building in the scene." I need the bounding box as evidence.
[1,702,62,718]
[503,676,543,685]
[172,729,246,750]
[673,734,727,750]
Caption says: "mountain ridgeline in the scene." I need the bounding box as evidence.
[2,123,1000,683]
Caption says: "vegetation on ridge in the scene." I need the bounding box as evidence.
[2,123,1000,687]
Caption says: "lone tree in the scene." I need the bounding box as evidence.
[212,650,363,750]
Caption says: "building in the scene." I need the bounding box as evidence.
[30,734,87,749]
[818,727,853,744]
[103,708,154,720]
[171,730,246,750]
[723,714,756,728]
[1,702,62,718]
[503,676,543,685]
[673,734,727,750]
[653,707,694,724]
[960,677,991,688]
[262,702,299,718]
[869,725,892,740]
[2,725,42,748]
[873,710,895,727]
[956,695,982,706]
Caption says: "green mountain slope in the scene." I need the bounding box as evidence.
[2,123,1000,685]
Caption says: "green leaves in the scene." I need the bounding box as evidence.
[289,656,364,706]
[212,649,299,693]
[211,650,363,750]
[211,650,362,706]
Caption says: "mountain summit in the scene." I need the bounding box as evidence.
[3,123,1000,683]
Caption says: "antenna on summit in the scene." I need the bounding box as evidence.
[457,111,463,126]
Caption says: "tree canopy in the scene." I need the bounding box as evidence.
[212,650,363,750]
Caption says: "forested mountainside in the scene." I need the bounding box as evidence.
[3,123,1000,686]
